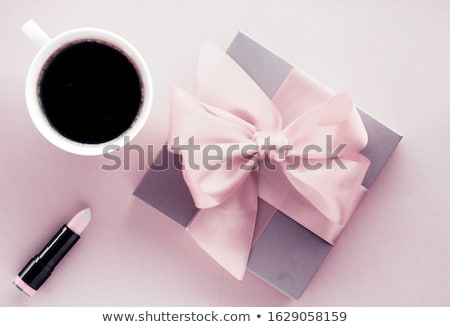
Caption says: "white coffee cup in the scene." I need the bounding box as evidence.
[22,19,153,156]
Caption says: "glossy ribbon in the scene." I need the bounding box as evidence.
[168,42,370,279]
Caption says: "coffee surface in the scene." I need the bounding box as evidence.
[39,40,142,144]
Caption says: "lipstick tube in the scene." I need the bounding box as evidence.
[13,208,91,297]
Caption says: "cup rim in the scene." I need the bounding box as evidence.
[25,27,153,156]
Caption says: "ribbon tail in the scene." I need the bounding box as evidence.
[187,173,258,280]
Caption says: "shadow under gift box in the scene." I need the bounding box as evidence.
[134,33,402,299]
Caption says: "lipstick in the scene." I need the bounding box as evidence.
[13,208,91,297]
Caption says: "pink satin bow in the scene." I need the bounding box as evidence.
[168,42,370,279]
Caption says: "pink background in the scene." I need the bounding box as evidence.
[1,0,449,306]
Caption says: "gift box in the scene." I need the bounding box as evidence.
[134,32,402,299]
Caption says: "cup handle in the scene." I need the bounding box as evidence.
[22,19,51,49]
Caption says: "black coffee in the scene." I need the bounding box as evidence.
[39,40,142,144]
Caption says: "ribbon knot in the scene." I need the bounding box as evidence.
[253,131,290,161]
[168,42,370,280]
